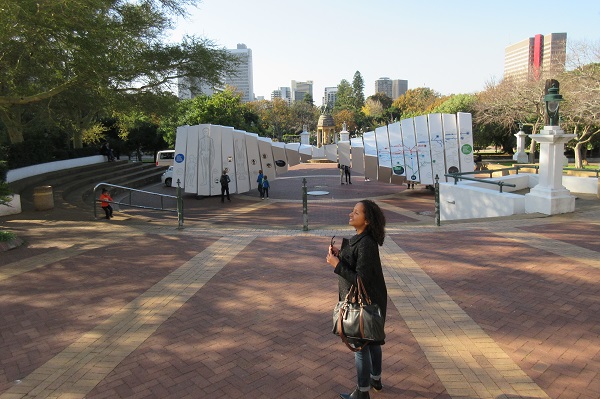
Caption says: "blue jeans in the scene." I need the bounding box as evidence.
[355,344,382,389]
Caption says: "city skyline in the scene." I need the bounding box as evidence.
[168,0,599,104]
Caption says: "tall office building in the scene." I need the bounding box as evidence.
[392,79,408,99]
[291,80,313,102]
[504,33,567,82]
[374,78,407,100]
[323,87,338,108]
[374,77,393,98]
[226,44,254,102]
[271,87,292,104]
[177,43,254,102]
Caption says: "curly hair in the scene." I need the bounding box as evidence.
[359,199,386,246]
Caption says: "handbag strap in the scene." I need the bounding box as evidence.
[337,276,372,353]
[356,276,372,305]
[337,305,369,352]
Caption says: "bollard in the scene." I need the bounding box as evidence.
[33,186,54,211]
[177,179,184,229]
[302,178,308,231]
[434,175,440,226]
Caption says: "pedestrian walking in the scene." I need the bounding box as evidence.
[344,165,352,184]
[326,200,388,399]
[257,169,264,198]
[261,175,270,199]
[220,169,231,202]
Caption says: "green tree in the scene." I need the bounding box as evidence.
[352,71,365,110]
[162,89,260,144]
[290,101,319,134]
[334,80,354,112]
[432,94,477,114]
[392,87,443,118]
[0,0,235,144]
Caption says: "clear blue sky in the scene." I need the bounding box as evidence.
[169,0,599,104]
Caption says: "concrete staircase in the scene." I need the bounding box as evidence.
[8,161,167,213]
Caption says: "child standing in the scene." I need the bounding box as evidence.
[99,188,113,219]
[261,175,270,199]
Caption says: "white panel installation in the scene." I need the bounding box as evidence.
[350,137,364,174]
[271,142,288,176]
[324,144,338,162]
[195,124,212,196]
[257,137,276,178]
[414,115,434,185]
[299,144,312,163]
[442,114,460,174]
[208,125,223,196]
[245,132,261,191]
[375,126,391,183]
[221,126,237,193]
[173,125,188,188]
[457,112,475,172]
[338,141,351,168]
[285,143,301,167]
[400,118,419,182]
[184,125,199,194]
[174,113,472,195]
[363,131,378,181]
[428,113,447,182]
[233,130,250,193]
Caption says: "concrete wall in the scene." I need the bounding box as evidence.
[440,173,598,221]
[0,194,22,216]
[6,156,107,183]
[440,176,529,221]
[562,175,598,195]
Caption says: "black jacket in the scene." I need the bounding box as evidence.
[334,232,388,343]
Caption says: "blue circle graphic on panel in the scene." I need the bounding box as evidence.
[175,154,184,163]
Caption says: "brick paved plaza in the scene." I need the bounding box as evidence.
[1,163,598,399]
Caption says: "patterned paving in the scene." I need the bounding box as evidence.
[1,163,598,399]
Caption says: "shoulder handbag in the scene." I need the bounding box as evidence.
[332,276,385,352]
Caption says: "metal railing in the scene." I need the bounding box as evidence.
[444,173,517,193]
[93,182,184,228]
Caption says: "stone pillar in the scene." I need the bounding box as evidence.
[525,126,575,215]
[513,130,529,163]
[300,130,310,145]
[316,128,322,147]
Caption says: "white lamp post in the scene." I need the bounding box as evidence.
[525,80,575,215]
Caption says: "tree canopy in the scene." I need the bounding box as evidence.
[0,0,236,144]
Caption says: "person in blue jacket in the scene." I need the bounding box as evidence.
[261,175,270,199]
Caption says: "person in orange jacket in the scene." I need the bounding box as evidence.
[99,188,113,219]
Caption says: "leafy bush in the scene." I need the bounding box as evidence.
[0,230,16,242]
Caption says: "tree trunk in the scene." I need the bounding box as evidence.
[0,108,24,143]
[73,131,83,149]
[574,142,584,169]
[528,138,537,163]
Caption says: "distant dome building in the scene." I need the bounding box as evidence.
[317,114,335,147]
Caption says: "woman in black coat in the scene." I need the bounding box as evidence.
[326,199,387,399]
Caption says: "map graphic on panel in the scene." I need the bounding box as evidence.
[400,119,419,181]
[457,112,475,172]
[375,126,391,168]
[414,115,434,185]
[388,122,405,176]
[442,114,460,174]
[428,114,447,182]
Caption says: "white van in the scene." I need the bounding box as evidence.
[155,150,175,167]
